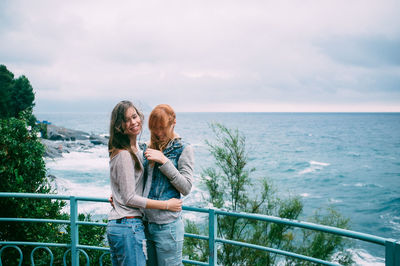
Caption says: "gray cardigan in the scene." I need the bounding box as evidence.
[142,142,194,224]
[108,150,147,220]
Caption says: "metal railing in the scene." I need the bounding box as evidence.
[0,193,399,265]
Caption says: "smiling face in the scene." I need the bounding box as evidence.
[122,107,142,137]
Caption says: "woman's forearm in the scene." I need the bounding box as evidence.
[145,198,182,211]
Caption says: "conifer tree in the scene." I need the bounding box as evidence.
[0,64,14,118]
[10,75,35,118]
[183,123,353,265]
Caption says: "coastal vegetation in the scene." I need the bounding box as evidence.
[183,123,353,265]
[0,65,108,265]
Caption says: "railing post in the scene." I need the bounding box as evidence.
[385,240,400,266]
[70,196,79,266]
[209,208,217,266]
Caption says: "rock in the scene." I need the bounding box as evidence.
[47,124,90,141]
[41,124,107,158]
[40,139,64,158]
[89,134,108,145]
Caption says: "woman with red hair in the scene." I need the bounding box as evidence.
[142,104,194,266]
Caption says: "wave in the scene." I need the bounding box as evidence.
[329,198,343,203]
[46,146,108,172]
[342,183,383,188]
[310,160,330,166]
[351,249,384,266]
[299,193,322,199]
[299,160,330,175]
[50,176,111,215]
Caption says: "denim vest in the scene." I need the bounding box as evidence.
[141,139,186,201]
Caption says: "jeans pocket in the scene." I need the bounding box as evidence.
[106,225,127,260]
[131,221,145,234]
[169,219,184,242]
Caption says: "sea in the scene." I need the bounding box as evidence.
[35,112,400,265]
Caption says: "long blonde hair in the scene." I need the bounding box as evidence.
[108,100,144,170]
[148,104,176,151]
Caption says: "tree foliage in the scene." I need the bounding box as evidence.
[0,65,14,118]
[0,65,109,265]
[0,65,35,121]
[183,123,353,265]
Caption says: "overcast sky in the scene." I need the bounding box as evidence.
[1,0,399,112]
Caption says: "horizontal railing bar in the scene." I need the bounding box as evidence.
[0,241,68,248]
[76,221,107,227]
[183,206,210,213]
[0,218,70,224]
[182,259,209,265]
[0,193,109,203]
[74,196,109,203]
[0,192,70,200]
[216,238,340,266]
[76,245,110,251]
[184,233,209,241]
[215,209,387,245]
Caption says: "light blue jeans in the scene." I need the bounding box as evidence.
[107,218,147,266]
[145,218,184,266]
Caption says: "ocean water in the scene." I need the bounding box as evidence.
[36,112,400,264]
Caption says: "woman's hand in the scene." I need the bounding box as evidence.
[145,148,168,164]
[109,194,115,208]
[166,198,182,212]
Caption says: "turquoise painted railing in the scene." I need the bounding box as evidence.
[0,193,399,265]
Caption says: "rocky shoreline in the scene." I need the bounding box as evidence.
[41,124,108,158]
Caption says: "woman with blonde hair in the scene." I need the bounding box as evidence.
[106,100,182,266]
[141,104,194,266]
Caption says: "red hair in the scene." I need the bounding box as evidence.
[148,104,176,151]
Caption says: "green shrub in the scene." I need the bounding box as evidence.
[183,123,353,265]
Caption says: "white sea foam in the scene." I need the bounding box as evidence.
[299,193,322,199]
[53,176,110,197]
[51,176,111,215]
[329,198,343,203]
[343,183,383,188]
[46,146,108,172]
[389,218,400,232]
[182,184,209,224]
[299,168,314,175]
[299,161,330,175]
[380,214,400,232]
[351,249,384,266]
[47,146,111,215]
[310,161,330,166]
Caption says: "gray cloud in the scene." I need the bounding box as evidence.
[1,0,399,112]
[317,36,400,67]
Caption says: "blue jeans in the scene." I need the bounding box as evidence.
[107,218,147,266]
[145,218,184,266]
